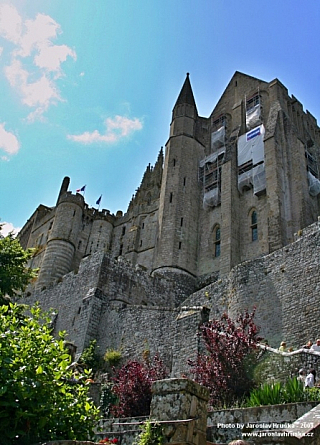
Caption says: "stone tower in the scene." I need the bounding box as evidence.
[19,72,320,294]
[36,177,84,289]
[153,74,205,287]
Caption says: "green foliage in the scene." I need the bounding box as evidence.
[0,303,100,445]
[104,348,122,367]
[135,420,164,445]
[100,381,118,417]
[245,377,320,407]
[246,381,282,406]
[305,387,320,401]
[79,339,102,373]
[0,232,37,303]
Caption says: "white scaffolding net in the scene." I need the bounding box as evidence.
[246,103,261,130]
[308,171,320,196]
[199,147,225,209]
[211,126,225,150]
[237,125,266,195]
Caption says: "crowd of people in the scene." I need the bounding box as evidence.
[277,339,320,389]
[278,338,320,353]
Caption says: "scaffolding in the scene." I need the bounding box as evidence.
[246,93,262,130]
[199,147,225,209]
[305,150,320,196]
[211,125,225,150]
[237,125,266,195]
[308,171,320,196]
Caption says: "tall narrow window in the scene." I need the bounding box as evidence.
[214,225,221,257]
[180,217,183,227]
[169,192,173,203]
[251,210,258,241]
[119,244,123,256]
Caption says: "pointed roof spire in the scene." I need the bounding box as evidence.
[174,73,197,110]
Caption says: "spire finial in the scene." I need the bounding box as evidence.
[173,73,196,110]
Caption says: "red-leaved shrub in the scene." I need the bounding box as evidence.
[188,308,262,407]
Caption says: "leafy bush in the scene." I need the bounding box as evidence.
[0,231,37,303]
[104,348,122,367]
[79,339,102,374]
[111,353,169,417]
[245,377,320,407]
[188,308,261,408]
[135,419,164,445]
[100,381,119,417]
[0,303,100,445]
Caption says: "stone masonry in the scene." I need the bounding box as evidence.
[18,72,320,376]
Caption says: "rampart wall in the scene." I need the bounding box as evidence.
[21,218,320,377]
[186,218,320,350]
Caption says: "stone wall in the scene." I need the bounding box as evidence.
[184,219,320,352]
[21,219,320,379]
[253,347,320,384]
[207,402,319,444]
[97,304,179,369]
[21,251,182,357]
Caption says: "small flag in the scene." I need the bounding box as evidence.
[76,185,86,193]
[96,195,102,206]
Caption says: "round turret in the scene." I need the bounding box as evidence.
[36,184,85,289]
[86,217,113,255]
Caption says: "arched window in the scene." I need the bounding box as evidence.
[251,210,258,241]
[213,225,221,257]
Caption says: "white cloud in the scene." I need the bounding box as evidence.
[0,123,20,155]
[67,115,143,144]
[16,13,62,58]
[0,4,22,44]
[34,43,76,74]
[0,4,76,120]
[0,221,21,237]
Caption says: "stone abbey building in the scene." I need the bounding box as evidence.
[19,72,320,373]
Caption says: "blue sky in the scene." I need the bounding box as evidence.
[1,0,320,235]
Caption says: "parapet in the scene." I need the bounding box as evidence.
[57,191,85,208]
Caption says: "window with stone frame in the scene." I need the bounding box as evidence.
[213,225,221,257]
[250,210,258,241]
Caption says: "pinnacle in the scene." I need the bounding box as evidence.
[174,73,197,109]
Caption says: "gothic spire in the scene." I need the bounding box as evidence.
[173,73,197,110]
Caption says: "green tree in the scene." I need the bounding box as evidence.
[0,230,37,303]
[0,303,100,445]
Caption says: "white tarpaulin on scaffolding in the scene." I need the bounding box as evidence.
[211,126,225,150]
[203,187,220,210]
[238,124,265,166]
[308,171,320,196]
[246,104,261,129]
[237,125,266,195]
[199,147,225,209]
[199,146,226,168]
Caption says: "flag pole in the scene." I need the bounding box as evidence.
[96,195,102,210]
